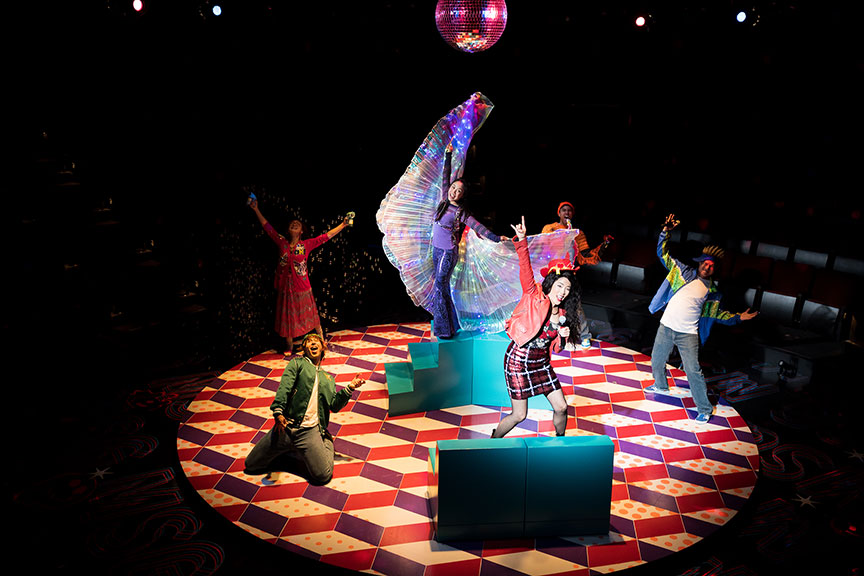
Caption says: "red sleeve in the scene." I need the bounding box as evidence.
[514,237,539,296]
[303,233,330,252]
[263,222,287,248]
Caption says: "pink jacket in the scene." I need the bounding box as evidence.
[505,237,564,352]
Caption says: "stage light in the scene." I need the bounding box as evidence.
[198,1,224,20]
[435,0,508,53]
[632,13,654,31]
[735,6,760,27]
[105,0,147,18]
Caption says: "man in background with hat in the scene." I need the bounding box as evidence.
[542,201,614,349]
[644,213,758,424]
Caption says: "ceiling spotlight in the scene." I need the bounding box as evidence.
[633,13,654,31]
[735,7,760,27]
[105,0,147,18]
[198,1,224,20]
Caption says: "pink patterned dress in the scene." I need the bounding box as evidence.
[264,222,329,340]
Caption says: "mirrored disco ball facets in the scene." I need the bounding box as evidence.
[435,0,508,53]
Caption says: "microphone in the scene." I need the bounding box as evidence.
[565,218,572,230]
[558,314,568,349]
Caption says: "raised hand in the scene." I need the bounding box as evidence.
[663,213,680,231]
[510,215,527,241]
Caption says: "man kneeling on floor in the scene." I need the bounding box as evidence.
[244,333,364,485]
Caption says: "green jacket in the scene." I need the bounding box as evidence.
[271,356,353,436]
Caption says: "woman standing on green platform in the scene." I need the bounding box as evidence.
[492,216,581,438]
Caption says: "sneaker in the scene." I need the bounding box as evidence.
[644,384,671,395]
[580,338,592,349]
[694,413,712,424]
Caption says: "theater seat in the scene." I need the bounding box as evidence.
[579,260,615,289]
[615,263,648,294]
[757,290,799,327]
[799,300,844,340]
[756,242,790,261]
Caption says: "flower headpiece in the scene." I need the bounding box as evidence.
[540,258,579,278]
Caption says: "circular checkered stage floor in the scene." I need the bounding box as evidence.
[177,322,759,575]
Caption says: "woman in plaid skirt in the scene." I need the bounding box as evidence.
[492,216,582,438]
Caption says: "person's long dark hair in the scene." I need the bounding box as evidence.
[434,178,471,248]
[541,270,582,347]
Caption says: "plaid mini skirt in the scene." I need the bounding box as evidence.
[504,340,560,400]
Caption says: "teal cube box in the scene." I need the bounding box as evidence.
[471,331,556,410]
[523,435,614,536]
[430,438,526,541]
[385,336,473,416]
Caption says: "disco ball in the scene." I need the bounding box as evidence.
[435,0,508,53]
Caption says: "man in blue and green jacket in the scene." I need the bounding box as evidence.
[644,214,758,424]
[244,333,364,484]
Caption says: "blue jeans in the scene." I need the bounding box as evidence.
[432,246,460,338]
[650,324,713,415]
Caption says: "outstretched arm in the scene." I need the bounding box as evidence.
[511,216,538,295]
[441,145,453,203]
[465,214,502,242]
[702,302,759,325]
[326,216,350,239]
[249,199,268,228]
[739,308,759,321]
[330,376,365,413]
[576,232,615,266]
[656,213,680,270]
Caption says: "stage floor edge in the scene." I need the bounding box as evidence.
[177,321,759,576]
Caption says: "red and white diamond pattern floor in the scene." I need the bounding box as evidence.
[177,322,759,575]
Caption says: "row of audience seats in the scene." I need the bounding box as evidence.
[579,225,861,352]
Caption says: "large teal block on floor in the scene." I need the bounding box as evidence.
[523,435,614,537]
[471,331,508,407]
[429,438,527,541]
[384,335,473,416]
[471,331,550,410]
